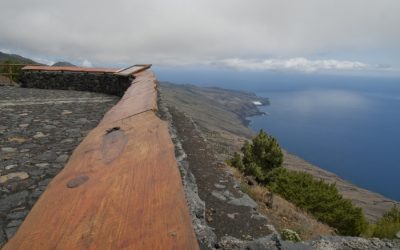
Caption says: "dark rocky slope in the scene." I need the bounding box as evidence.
[52,61,76,67]
[0,51,37,64]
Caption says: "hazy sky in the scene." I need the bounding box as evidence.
[1,0,399,73]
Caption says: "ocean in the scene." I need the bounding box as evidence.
[156,68,400,201]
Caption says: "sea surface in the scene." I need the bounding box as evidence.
[156,68,400,201]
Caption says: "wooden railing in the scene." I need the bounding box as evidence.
[4,69,199,250]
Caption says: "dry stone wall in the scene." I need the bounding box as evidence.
[20,71,132,96]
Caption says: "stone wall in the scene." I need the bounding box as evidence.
[20,71,132,96]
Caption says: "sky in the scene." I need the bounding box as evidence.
[1,0,400,74]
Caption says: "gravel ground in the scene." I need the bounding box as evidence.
[0,86,118,246]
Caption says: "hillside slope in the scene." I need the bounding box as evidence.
[52,61,76,67]
[0,51,37,64]
[159,82,399,223]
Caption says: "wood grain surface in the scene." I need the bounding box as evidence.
[4,70,199,250]
[100,71,158,125]
[114,65,152,77]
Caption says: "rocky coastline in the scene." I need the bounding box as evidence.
[231,93,400,223]
[163,82,399,222]
[159,81,400,249]
[237,97,399,223]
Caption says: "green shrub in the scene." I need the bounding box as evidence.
[229,130,367,236]
[229,152,245,172]
[370,206,400,239]
[230,129,283,182]
[281,229,301,242]
[266,168,367,236]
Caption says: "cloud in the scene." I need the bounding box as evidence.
[81,59,93,67]
[0,0,399,70]
[32,57,54,66]
[217,58,370,73]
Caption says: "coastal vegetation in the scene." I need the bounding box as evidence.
[281,228,301,242]
[230,129,283,181]
[229,129,368,236]
[365,206,400,239]
[265,167,367,236]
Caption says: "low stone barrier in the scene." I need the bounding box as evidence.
[20,71,132,96]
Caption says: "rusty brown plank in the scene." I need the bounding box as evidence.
[4,70,199,250]
[114,64,152,77]
[121,72,157,100]
[99,71,157,125]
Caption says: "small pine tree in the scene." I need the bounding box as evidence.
[228,130,368,236]
[230,152,244,172]
[241,129,283,181]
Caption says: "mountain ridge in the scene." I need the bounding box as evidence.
[0,51,38,64]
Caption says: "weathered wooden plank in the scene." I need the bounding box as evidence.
[121,81,156,101]
[133,70,157,82]
[114,64,152,77]
[121,72,157,101]
[100,93,157,125]
[4,70,199,249]
[99,71,157,125]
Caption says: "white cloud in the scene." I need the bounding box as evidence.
[81,59,93,67]
[0,0,399,69]
[32,57,54,66]
[0,48,11,54]
[217,58,370,73]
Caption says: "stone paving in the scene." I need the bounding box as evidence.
[0,86,119,246]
